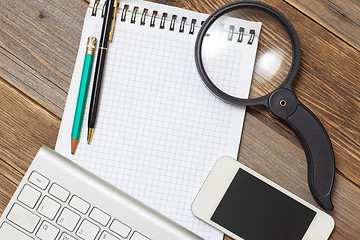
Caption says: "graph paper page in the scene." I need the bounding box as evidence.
[56,1,261,239]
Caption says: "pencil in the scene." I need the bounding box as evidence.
[71,37,96,154]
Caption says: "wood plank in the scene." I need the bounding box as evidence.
[0,160,21,214]
[0,0,88,117]
[284,0,360,51]
[0,76,60,215]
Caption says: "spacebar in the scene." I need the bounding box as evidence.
[0,222,33,240]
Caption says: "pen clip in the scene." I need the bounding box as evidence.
[109,0,119,41]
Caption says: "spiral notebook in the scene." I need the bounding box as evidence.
[56,1,261,239]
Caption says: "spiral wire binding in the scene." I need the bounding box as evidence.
[140,9,148,25]
[121,5,129,21]
[179,17,187,33]
[228,25,235,41]
[189,19,196,34]
[131,6,139,23]
[90,3,256,44]
[101,1,107,18]
[238,27,245,43]
[92,0,100,16]
[248,29,256,45]
[169,15,177,31]
[150,11,158,27]
[160,13,168,29]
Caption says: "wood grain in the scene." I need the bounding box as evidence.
[0,0,359,239]
[0,0,88,117]
[0,76,60,215]
[284,0,360,51]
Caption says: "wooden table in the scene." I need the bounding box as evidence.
[0,0,359,239]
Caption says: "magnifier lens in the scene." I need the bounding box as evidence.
[200,6,293,99]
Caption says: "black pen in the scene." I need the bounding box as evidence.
[87,0,118,143]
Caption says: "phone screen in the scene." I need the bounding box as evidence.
[211,168,316,240]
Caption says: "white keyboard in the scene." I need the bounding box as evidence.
[0,146,203,240]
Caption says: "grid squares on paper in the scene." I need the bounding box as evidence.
[66,5,259,240]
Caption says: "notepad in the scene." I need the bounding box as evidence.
[56,1,261,239]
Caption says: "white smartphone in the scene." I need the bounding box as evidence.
[192,156,334,240]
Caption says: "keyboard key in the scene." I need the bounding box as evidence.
[131,232,151,240]
[89,207,110,226]
[76,219,100,240]
[37,196,61,220]
[69,195,90,214]
[0,222,33,240]
[36,221,59,240]
[49,183,70,202]
[57,208,80,232]
[99,231,120,240]
[110,219,131,238]
[7,203,40,233]
[28,171,49,190]
[59,232,77,240]
[17,184,41,208]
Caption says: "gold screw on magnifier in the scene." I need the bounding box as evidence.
[280,100,287,106]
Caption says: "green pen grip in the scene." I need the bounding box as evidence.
[71,53,94,140]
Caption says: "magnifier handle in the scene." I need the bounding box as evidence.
[268,89,335,211]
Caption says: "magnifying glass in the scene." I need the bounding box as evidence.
[195,1,335,211]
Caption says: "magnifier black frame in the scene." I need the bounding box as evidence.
[195,0,301,106]
[195,1,335,211]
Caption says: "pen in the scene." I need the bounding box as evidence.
[71,37,97,154]
[87,0,118,143]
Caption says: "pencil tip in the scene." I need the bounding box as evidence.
[87,128,94,144]
[71,138,79,154]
